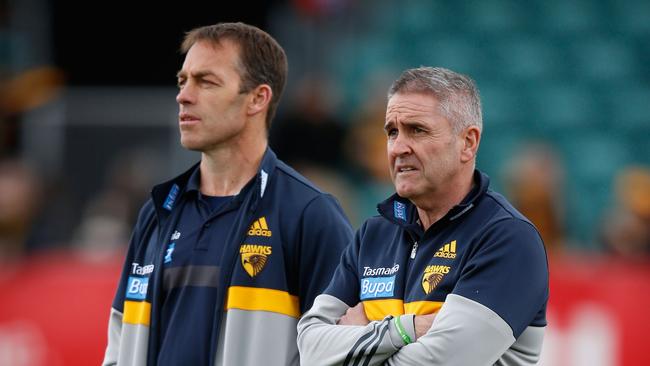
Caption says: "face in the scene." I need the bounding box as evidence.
[176,39,251,152]
[384,93,464,202]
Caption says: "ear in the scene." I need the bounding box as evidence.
[460,126,481,163]
[247,84,273,117]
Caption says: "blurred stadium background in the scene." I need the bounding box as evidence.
[1,0,649,364]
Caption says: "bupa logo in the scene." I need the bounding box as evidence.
[360,276,395,300]
[126,263,153,299]
[240,244,272,277]
[248,217,272,237]
[126,276,149,300]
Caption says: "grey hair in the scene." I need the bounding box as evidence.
[387,67,483,134]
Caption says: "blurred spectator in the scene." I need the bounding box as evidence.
[0,67,65,156]
[22,174,77,253]
[271,75,358,222]
[0,64,71,252]
[73,148,165,254]
[0,158,41,261]
[73,190,131,255]
[270,75,347,170]
[0,13,68,252]
[291,0,349,17]
[502,143,568,255]
[616,166,650,226]
[343,96,393,225]
[345,99,390,183]
[269,75,359,223]
[0,66,64,116]
[600,166,650,258]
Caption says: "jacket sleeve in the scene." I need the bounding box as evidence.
[297,194,354,313]
[102,236,135,365]
[102,200,155,365]
[102,307,124,365]
[298,294,415,366]
[383,295,515,365]
[452,218,549,338]
[383,218,548,365]
[297,225,413,365]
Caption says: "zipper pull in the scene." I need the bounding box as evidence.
[410,241,418,259]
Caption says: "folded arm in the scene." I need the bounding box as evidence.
[297,294,415,366]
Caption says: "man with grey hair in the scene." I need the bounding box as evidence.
[297,67,549,365]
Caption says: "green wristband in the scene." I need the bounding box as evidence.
[393,316,412,345]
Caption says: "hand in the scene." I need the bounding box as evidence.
[414,313,437,339]
[337,303,370,326]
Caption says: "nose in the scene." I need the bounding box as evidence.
[388,133,412,157]
[176,84,195,105]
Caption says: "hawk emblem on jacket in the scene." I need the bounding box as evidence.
[239,244,272,277]
[421,265,450,294]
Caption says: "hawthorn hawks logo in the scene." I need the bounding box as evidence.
[240,244,272,277]
[421,265,450,294]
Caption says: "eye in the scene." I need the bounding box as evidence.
[412,126,425,134]
[177,79,186,89]
[200,79,219,87]
[386,128,398,138]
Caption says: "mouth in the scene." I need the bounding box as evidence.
[396,166,417,174]
[179,113,201,125]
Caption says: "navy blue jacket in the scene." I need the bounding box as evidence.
[327,170,547,334]
[297,170,548,365]
[103,149,353,366]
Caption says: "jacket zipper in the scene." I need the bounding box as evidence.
[208,190,263,365]
[410,241,418,259]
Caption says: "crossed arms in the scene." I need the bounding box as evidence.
[297,293,521,366]
[297,219,548,365]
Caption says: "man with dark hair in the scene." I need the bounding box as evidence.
[103,22,353,366]
[297,67,549,365]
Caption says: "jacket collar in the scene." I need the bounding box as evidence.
[150,147,279,221]
[377,169,490,229]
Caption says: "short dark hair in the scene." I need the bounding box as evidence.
[388,67,482,134]
[181,22,288,129]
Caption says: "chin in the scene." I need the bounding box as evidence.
[180,138,203,151]
[395,186,414,199]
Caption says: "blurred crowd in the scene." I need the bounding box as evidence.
[1,0,650,263]
[2,73,649,264]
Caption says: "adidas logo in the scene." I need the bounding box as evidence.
[247,217,272,237]
[434,240,457,259]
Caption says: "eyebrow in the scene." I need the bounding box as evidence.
[384,119,428,131]
[176,70,220,80]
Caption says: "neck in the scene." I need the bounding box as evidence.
[415,168,475,231]
[199,133,267,197]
